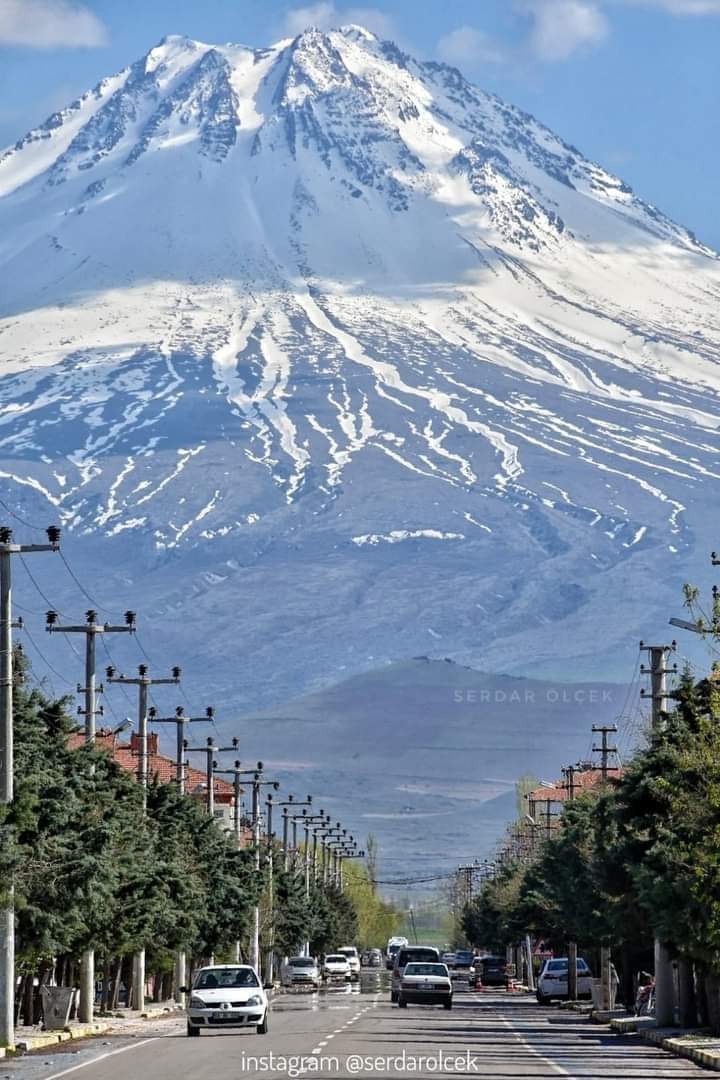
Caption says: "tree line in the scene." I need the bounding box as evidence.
[0,653,400,1022]
[462,666,720,1030]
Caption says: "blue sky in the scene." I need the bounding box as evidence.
[1,0,718,247]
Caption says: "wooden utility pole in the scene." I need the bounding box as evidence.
[0,525,59,1051]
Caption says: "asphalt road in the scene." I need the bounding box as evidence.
[3,978,709,1080]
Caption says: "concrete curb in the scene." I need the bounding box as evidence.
[14,1021,111,1053]
[609,1018,720,1071]
[642,1027,720,1071]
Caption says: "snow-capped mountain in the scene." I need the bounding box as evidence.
[1,27,719,706]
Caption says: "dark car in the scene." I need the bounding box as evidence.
[470,955,508,988]
[452,949,475,979]
[391,946,441,1002]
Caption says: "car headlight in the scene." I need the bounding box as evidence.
[246,995,262,1007]
[190,996,206,1009]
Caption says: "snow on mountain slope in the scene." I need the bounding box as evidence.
[0,26,719,699]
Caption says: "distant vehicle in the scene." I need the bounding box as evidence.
[398,963,452,1010]
[386,940,407,970]
[362,948,383,968]
[184,964,269,1036]
[387,936,409,950]
[281,956,320,989]
[391,946,441,1002]
[322,954,352,982]
[337,946,361,980]
[441,951,456,966]
[536,957,593,1003]
[470,955,507,988]
[451,950,475,979]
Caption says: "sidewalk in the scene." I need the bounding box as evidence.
[8,1001,180,1055]
[610,1016,720,1072]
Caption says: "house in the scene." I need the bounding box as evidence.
[67,728,251,842]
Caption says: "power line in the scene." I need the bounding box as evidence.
[18,554,62,613]
[0,497,45,533]
[58,550,110,613]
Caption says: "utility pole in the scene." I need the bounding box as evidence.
[248,771,279,973]
[148,705,214,794]
[561,763,579,1002]
[0,525,59,1051]
[185,736,239,818]
[147,705,213,1004]
[264,793,275,987]
[641,639,678,1028]
[299,811,328,956]
[105,663,181,811]
[337,846,364,893]
[592,724,618,782]
[105,662,180,1012]
[278,795,312,871]
[215,761,262,964]
[46,607,135,1024]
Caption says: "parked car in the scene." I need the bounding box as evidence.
[441,951,456,967]
[362,948,383,968]
[536,957,593,1003]
[391,946,441,1002]
[397,963,453,1010]
[451,949,475,979]
[337,946,361,980]
[184,964,269,1036]
[281,956,321,989]
[322,954,352,981]
[470,955,507,988]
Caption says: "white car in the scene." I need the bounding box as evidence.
[398,963,453,1010]
[281,956,321,989]
[185,964,269,1035]
[337,946,361,980]
[322,954,352,981]
[536,957,593,1003]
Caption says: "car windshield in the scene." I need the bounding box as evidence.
[290,959,315,967]
[483,958,505,967]
[404,964,448,976]
[338,949,356,957]
[194,968,259,989]
[326,956,346,963]
[455,952,473,962]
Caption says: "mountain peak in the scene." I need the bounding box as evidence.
[0,25,718,695]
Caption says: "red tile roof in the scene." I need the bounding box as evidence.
[527,767,622,806]
[67,729,237,800]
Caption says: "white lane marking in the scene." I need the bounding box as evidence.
[42,1037,163,1080]
[311,1047,322,1055]
[499,1014,572,1077]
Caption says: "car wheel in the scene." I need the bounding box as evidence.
[187,1023,200,1037]
[390,990,398,1003]
[444,1000,452,1010]
[536,993,549,1005]
[257,1011,269,1035]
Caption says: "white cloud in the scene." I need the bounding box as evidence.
[436,25,505,65]
[0,0,108,47]
[619,0,720,11]
[282,2,395,38]
[515,0,609,60]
